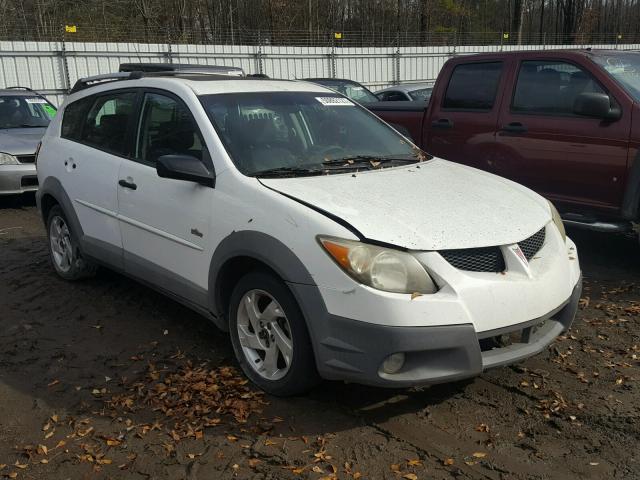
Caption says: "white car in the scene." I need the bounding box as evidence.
[36,73,582,396]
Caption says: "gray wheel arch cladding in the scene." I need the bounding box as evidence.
[37,176,85,241]
[207,230,325,322]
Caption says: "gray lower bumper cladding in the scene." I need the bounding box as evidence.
[295,278,582,388]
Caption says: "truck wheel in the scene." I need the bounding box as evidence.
[46,205,96,280]
[228,270,320,396]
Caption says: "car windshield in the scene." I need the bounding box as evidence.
[308,80,378,103]
[0,95,56,129]
[200,91,423,177]
[592,53,640,101]
[409,88,433,101]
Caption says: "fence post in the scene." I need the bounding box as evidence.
[328,36,336,78]
[60,26,71,94]
[165,28,173,64]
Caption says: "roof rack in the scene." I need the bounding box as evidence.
[69,69,251,94]
[119,63,245,76]
[5,86,56,105]
[70,72,143,94]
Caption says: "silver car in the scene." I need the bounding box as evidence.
[375,83,434,102]
[0,89,57,195]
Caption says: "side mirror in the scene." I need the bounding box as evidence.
[573,92,621,121]
[156,154,215,187]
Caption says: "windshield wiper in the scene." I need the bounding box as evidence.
[251,166,324,178]
[17,124,47,128]
[322,155,419,167]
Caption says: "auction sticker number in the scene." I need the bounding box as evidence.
[316,97,354,106]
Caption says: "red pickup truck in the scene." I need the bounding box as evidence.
[369,49,640,234]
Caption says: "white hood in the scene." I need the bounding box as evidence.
[260,159,551,251]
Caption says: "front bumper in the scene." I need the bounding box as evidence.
[293,277,582,388]
[0,164,38,195]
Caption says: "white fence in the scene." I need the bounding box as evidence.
[1,40,639,106]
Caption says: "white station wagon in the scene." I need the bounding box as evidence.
[36,72,582,395]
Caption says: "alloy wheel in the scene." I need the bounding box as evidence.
[49,215,74,273]
[236,289,294,381]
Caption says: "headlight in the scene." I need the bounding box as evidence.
[548,201,566,242]
[318,236,437,294]
[0,153,19,165]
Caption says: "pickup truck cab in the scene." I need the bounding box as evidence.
[369,50,640,233]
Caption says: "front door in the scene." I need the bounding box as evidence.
[493,59,631,215]
[117,91,214,307]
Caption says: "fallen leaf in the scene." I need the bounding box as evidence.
[403,474,418,480]
[407,458,422,466]
[248,458,261,468]
[443,458,454,466]
[47,379,60,387]
[472,452,487,458]
[410,292,423,300]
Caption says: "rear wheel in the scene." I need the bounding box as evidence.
[228,270,319,396]
[46,205,96,280]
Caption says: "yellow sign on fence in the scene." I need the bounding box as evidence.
[334,32,342,39]
[65,25,77,33]
[503,32,509,39]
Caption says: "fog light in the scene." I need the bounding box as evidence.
[382,353,405,374]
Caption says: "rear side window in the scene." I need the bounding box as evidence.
[443,62,503,111]
[80,92,137,156]
[512,60,606,115]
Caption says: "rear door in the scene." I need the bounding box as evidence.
[117,90,214,306]
[494,58,631,214]
[59,90,138,268]
[426,60,508,168]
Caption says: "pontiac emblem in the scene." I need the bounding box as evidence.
[511,245,528,265]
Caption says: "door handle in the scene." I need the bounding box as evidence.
[500,122,528,134]
[118,179,137,190]
[431,118,454,129]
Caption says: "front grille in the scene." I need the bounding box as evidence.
[518,227,546,260]
[17,155,35,164]
[440,246,505,273]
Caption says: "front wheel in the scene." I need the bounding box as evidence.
[228,271,319,396]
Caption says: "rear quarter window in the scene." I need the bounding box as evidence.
[443,62,503,111]
[61,97,92,141]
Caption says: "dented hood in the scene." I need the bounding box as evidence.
[260,159,552,251]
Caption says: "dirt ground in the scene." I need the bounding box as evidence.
[0,193,638,480]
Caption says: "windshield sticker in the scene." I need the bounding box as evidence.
[315,97,354,106]
[25,98,47,104]
[43,104,57,117]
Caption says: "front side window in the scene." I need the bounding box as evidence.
[136,93,205,163]
[592,53,640,101]
[0,95,56,129]
[201,92,422,177]
[80,92,136,156]
[512,60,605,115]
[443,62,503,111]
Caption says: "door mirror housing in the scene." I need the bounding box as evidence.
[573,92,621,121]
[156,155,215,187]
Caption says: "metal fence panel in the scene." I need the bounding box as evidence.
[1,40,639,106]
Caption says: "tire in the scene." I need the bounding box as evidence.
[228,270,320,396]
[46,205,96,280]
